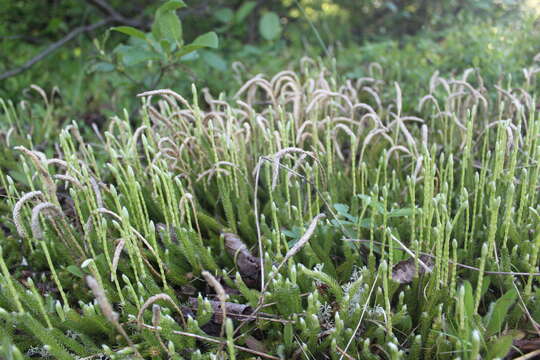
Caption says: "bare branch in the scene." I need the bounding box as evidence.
[0,19,111,81]
[0,0,147,81]
[85,0,143,27]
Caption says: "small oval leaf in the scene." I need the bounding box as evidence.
[155,12,183,44]
[235,1,257,23]
[157,0,186,13]
[176,32,219,58]
[201,51,227,72]
[90,62,115,73]
[116,44,159,67]
[486,335,514,360]
[192,32,219,48]
[214,8,234,24]
[259,12,282,41]
[111,26,147,40]
[392,255,434,284]
[484,288,517,337]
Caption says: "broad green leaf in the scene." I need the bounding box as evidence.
[332,204,357,222]
[463,280,474,320]
[152,0,185,45]
[115,44,159,66]
[90,62,114,73]
[214,8,234,23]
[65,265,84,278]
[180,51,199,61]
[484,288,517,337]
[111,26,147,40]
[201,51,227,71]
[485,335,514,359]
[235,1,257,23]
[160,39,172,54]
[357,194,385,213]
[259,12,282,40]
[175,44,201,58]
[151,19,161,43]
[175,32,219,58]
[153,11,183,45]
[192,32,218,48]
[282,229,299,239]
[481,276,492,299]
[358,218,373,228]
[122,49,159,66]
[157,0,186,13]
[333,203,349,215]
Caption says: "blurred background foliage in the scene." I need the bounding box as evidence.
[0,0,539,120]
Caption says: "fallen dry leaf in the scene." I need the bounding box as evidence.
[245,335,269,354]
[391,254,434,284]
[188,297,253,324]
[504,337,540,359]
[184,297,257,336]
[223,232,261,288]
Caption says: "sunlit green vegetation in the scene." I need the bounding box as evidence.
[1,1,540,359]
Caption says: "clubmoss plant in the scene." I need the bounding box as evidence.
[1,51,540,359]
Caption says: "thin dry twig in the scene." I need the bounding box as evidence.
[140,323,280,359]
[253,156,267,292]
[85,0,143,27]
[86,276,143,359]
[336,345,356,360]
[137,293,186,328]
[202,270,228,338]
[270,213,326,284]
[346,238,540,276]
[514,349,540,360]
